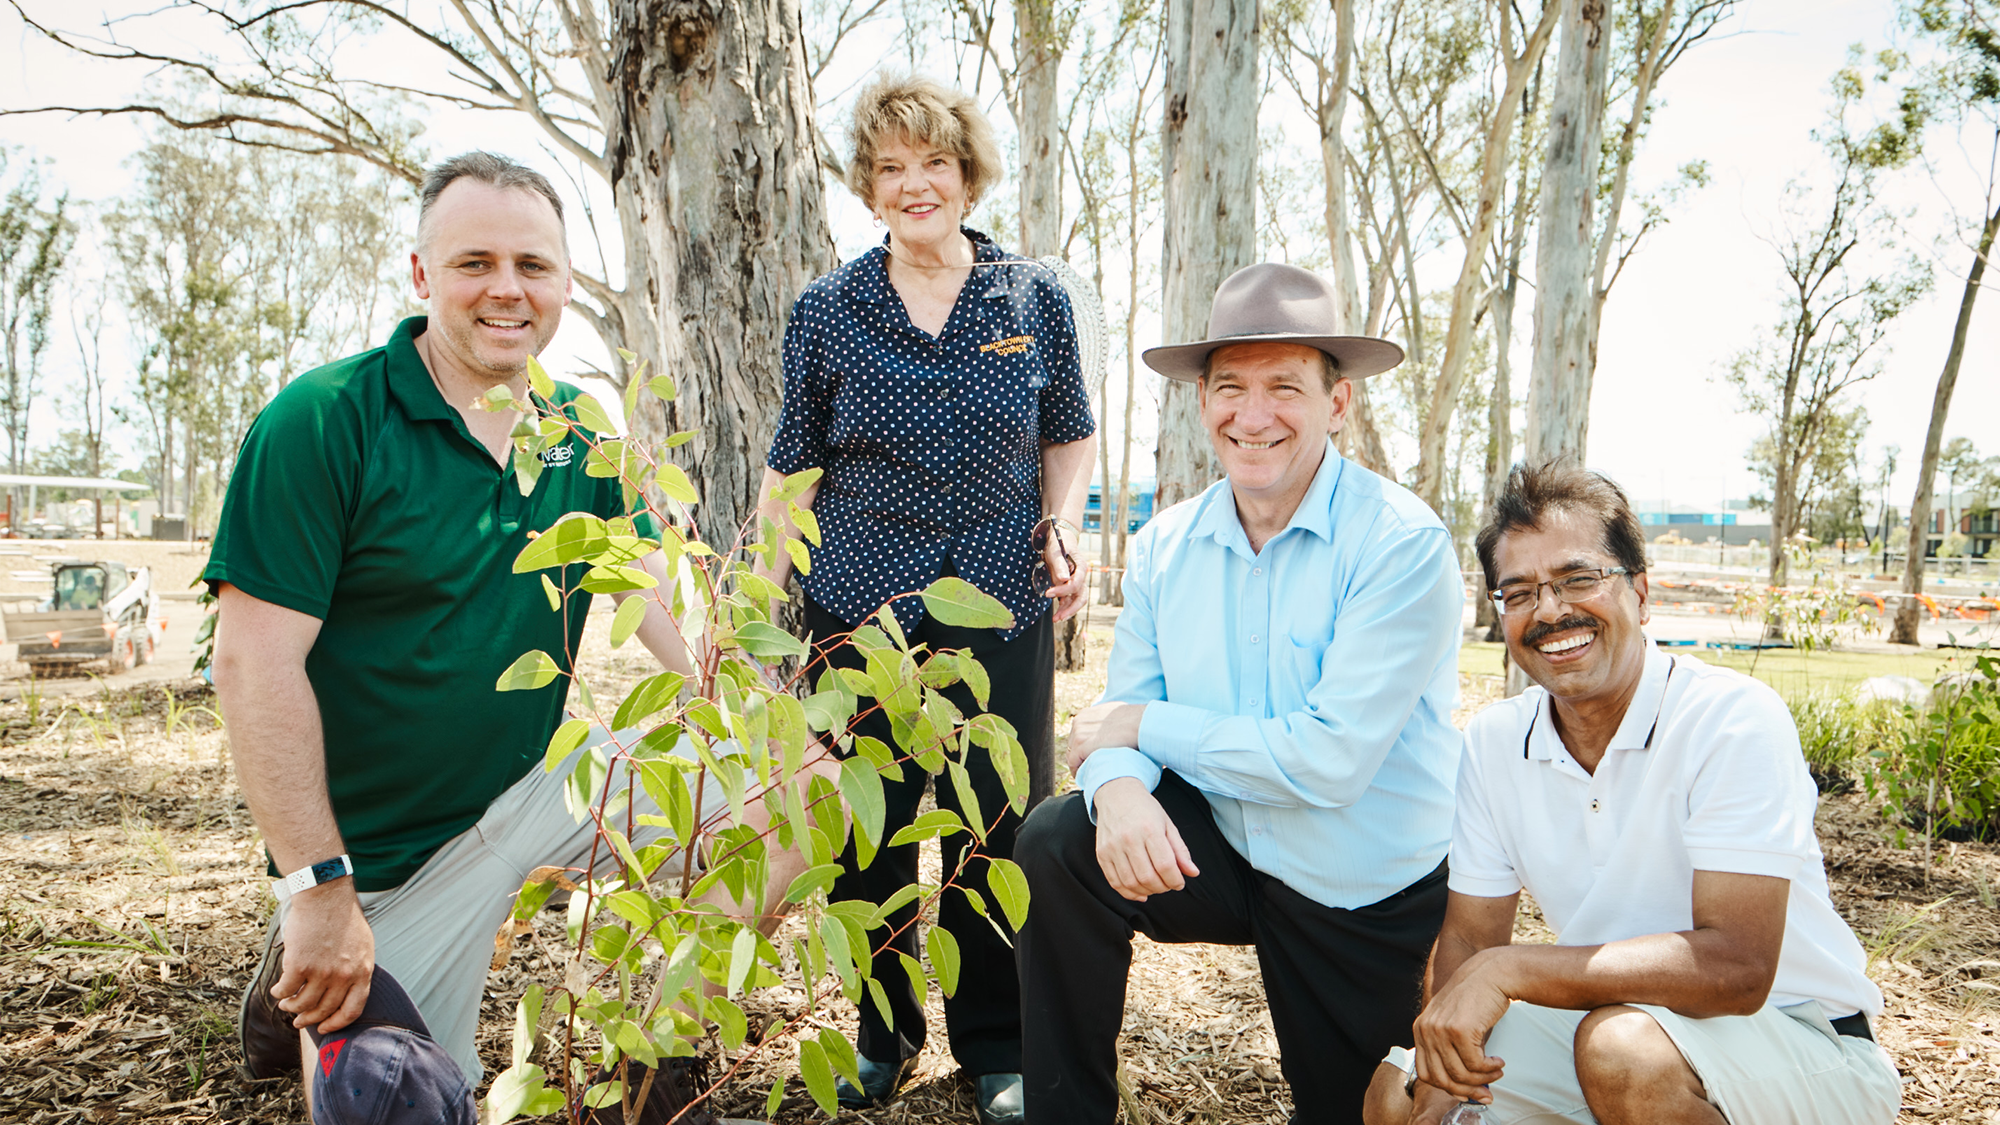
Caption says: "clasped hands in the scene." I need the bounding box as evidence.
[1066,702,1199,903]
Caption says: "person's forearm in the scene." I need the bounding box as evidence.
[215,651,344,874]
[751,465,820,589]
[619,552,699,678]
[1474,928,1776,1018]
[1040,434,1095,527]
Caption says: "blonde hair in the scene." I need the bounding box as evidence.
[844,74,1005,211]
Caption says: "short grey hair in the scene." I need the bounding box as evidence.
[416,152,566,252]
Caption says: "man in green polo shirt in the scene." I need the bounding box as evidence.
[207,152,813,1121]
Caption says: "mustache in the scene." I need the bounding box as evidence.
[1521,615,1599,649]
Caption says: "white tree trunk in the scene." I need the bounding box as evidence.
[1015,0,1063,256]
[1155,0,1259,509]
[608,0,837,547]
[1523,0,1610,468]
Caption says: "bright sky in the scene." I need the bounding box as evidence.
[2,0,1993,513]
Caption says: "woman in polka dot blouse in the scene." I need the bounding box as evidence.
[754,74,1097,1125]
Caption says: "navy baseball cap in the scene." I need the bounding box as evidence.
[306,968,476,1125]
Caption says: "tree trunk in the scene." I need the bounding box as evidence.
[1523,0,1610,467]
[608,0,836,549]
[1409,4,1559,511]
[1154,0,1259,510]
[1317,0,1391,479]
[1015,0,1063,256]
[1891,197,2000,644]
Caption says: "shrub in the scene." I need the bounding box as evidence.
[1790,692,1912,793]
[1865,654,2000,845]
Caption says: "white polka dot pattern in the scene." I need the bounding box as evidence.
[767,228,1098,640]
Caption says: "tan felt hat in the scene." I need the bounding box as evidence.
[1142,262,1406,383]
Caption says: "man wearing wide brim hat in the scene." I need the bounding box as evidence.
[1014,262,1465,1124]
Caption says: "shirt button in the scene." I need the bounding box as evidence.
[1589,799,1601,812]
[1248,697,1260,707]
[1253,567,1263,576]
[1250,634,1260,644]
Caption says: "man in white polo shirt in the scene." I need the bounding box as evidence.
[1366,461,1899,1125]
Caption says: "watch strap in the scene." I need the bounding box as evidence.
[272,854,353,902]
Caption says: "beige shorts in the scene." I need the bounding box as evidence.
[1422,1000,1902,1125]
[270,729,726,1084]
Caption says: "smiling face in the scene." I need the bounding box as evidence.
[410,179,571,385]
[1199,341,1352,511]
[1492,508,1652,711]
[869,134,970,253]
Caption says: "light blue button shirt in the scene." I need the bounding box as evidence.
[1074,440,1463,909]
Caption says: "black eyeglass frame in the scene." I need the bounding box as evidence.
[1031,516,1079,599]
[1489,566,1630,616]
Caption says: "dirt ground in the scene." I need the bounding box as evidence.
[2,608,1997,1124]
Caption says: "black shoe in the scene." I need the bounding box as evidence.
[834,1053,918,1108]
[973,1072,1024,1125]
[238,928,298,1079]
[584,1055,755,1125]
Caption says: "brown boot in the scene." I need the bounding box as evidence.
[237,929,300,1079]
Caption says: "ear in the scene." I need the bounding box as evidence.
[410,251,431,301]
[1632,570,1651,626]
[1327,377,1354,435]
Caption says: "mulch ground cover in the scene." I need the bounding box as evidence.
[1,630,1996,1123]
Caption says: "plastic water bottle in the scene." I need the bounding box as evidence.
[1440,1102,1486,1124]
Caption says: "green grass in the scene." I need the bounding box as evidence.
[1457,640,1972,701]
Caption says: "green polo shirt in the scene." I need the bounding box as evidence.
[205,316,653,891]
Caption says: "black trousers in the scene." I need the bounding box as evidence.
[1015,771,1448,1125]
[803,596,1055,1076]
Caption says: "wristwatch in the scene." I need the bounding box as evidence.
[272,854,353,902]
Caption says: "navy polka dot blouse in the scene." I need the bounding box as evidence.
[767,227,1098,642]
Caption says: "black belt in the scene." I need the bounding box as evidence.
[1830,1012,1874,1041]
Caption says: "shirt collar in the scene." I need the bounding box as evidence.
[1524,639,1675,762]
[852,227,1014,304]
[1190,437,1345,553]
[383,316,458,422]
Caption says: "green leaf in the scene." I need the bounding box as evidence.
[727,924,757,998]
[496,651,561,692]
[765,1077,786,1119]
[539,573,562,611]
[785,537,812,575]
[770,467,822,503]
[708,996,748,1050]
[897,949,927,1005]
[839,757,886,868]
[926,925,962,997]
[610,595,649,648]
[735,620,808,661]
[647,374,678,402]
[611,672,686,730]
[569,392,619,436]
[867,975,896,1032]
[511,443,543,497]
[656,463,699,504]
[790,503,822,546]
[480,384,517,411]
[482,1062,565,1121]
[866,881,926,930]
[957,653,991,709]
[798,1039,837,1115]
[949,759,986,843]
[510,985,544,1069]
[513,514,611,573]
[986,858,1031,932]
[543,718,591,772]
[525,355,556,400]
[580,564,658,594]
[887,808,966,848]
[664,428,696,447]
[921,576,1015,629]
[817,1026,861,1087]
[783,863,845,903]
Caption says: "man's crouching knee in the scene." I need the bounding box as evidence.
[1573,1005,1708,1122]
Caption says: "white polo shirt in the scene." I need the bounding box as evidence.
[1452,641,1881,1018]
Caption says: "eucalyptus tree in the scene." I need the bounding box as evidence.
[1726,65,1931,595]
[8,0,838,545]
[1891,0,2000,643]
[0,151,71,503]
[1154,0,1259,508]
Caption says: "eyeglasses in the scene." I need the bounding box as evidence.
[1489,567,1629,616]
[1031,517,1078,599]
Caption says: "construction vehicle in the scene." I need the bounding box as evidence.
[4,560,156,676]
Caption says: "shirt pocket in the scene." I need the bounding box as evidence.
[1279,629,1331,715]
